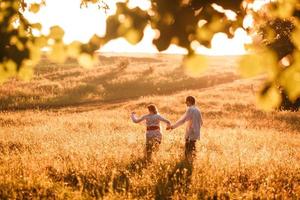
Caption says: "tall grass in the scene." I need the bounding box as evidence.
[0,54,299,199]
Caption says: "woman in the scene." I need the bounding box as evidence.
[131,104,171,161]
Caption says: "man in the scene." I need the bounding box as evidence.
[167,96,203,161]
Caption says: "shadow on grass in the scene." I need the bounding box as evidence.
[274,114,300,132]
[0,182,56,200]
[155,159,193,199]
[112,157,149,193]
[216,103,300,132]
[46,156,194,199]
[0,141,34,155]
[46,157,149,198]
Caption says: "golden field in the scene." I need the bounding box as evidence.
[0,54,299,199]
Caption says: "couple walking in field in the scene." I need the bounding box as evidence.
[131,96,203,161]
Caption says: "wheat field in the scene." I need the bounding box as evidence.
[0,54,299,199]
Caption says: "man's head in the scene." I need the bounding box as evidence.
[185,96,196,107]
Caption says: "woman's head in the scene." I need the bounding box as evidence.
[147,104,158,114]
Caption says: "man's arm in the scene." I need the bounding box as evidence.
[200,112,203,126]
[171,109,190,129]
[131,113,146,123]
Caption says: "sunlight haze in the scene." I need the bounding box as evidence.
[25,0,254,55]
[2,0,300,198]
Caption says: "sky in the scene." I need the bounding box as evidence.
[24,0,259,55]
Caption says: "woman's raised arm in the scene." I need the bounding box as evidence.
[131,112,146,123]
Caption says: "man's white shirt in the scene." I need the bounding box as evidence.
[172,105,203,141]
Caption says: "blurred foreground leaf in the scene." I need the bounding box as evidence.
[239,50,278,80]
[67,41,81,58]
[125,29,143,45]
[49,26,65,40]
[48,42,67,63]
[280,62,300,101]
[78,53,95,69]
[257,85,282,111]
[29,3,40,14]
[183,54,207,77]
[291,27,300,50]
[18,64,34,81]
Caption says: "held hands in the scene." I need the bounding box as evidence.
[166,123,173,131]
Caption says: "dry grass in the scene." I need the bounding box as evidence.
[0,53,299,199]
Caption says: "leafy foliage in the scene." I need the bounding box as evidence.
[0,0,102,81]
[255,14,300,110]
[1,0,300,110]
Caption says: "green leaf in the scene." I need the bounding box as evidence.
[279,63,300,101]
[27,42,42,65]
[78,53,95,69]
[276,0,296,18]
[4,60,17,77]
[256,85,281,111]
[0,13,4,23]
[35,36,47,47]
[239,50,278,79]
[292,27,300,50]
[18,63,34,81]
[124,29,143,45]
[48,42,67,63]
[196,27,214,42]
[0,64,8,83]
[183,54,207,77]
[49,26,65,40]
[31,23,42,31]
[11,36,24,51]
[208,16,224,32]
[294,51,300,63]
[29,3,40,14]
[67,41,81,58]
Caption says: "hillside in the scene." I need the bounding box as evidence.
[0,54,239,110]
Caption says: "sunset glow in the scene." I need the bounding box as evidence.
[24,0,256,55]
